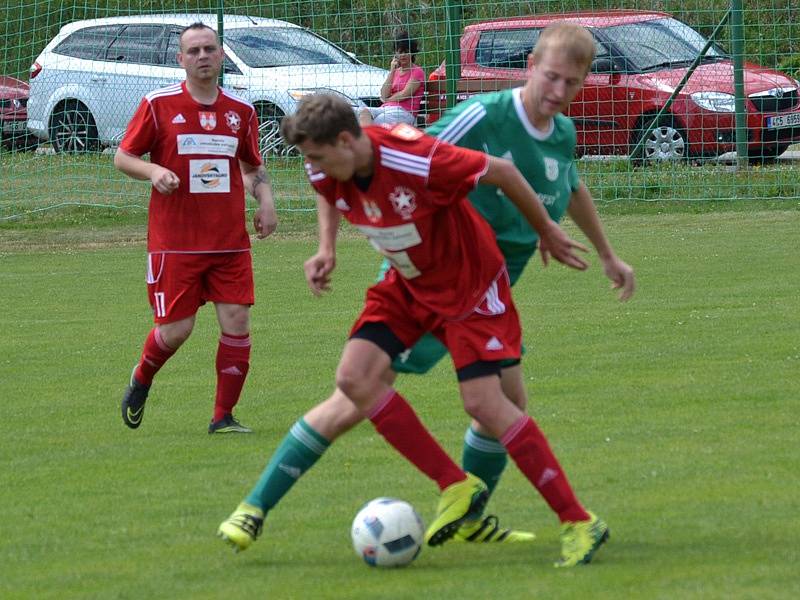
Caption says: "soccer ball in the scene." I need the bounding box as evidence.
[351,497,424,567]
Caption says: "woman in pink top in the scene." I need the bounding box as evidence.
[360,31,424,126]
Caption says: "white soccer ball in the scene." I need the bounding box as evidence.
[351,497,424,567]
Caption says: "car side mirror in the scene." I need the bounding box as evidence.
[591,58,617,74]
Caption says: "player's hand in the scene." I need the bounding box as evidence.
[151,167,180,194]
[253,203,278,239]
[390,57,399,70]
[304,251,336,296]
[601,255,635,301]
[538,223,589,270]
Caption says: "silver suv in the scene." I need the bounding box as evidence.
[27,14,388,154]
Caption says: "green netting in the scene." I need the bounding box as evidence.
[2,0,799,222]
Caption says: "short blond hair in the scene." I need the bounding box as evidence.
[532,22,596,73]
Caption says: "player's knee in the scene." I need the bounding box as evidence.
[158,319,194,348]
[218,305,250,335]
[335,365,372,405]
[461,392,489,423]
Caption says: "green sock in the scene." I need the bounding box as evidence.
[245,418,329,513]
[462,426,508,498]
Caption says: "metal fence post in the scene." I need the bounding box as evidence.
[730,0,748,169]
[217,1,225,87]
[444,0,462,109]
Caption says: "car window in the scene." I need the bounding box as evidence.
[105,25,165,65]
[164,31,242,74]
[224,27,357,68]
[53,25,122,60]
[601,17,726,71]
[476,29,541,69]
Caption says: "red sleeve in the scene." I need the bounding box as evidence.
[426,138,489,205]
[239,106,263,166]
[306,163,337,204]
[412,65,425,83]
[119,98,157,156]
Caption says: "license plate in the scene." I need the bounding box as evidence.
[3,119,27,132]
[767,112,800,129]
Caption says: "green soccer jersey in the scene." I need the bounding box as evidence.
[426,88,580,261]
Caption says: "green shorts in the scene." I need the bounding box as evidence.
[380,245,536,375]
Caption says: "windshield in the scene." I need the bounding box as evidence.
[602,18,727,71]
[224,27,357,68]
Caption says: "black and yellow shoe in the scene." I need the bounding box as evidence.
[425,473,489,547]
[554,511,609,567]
[217,503,264,552]
[208,414,253,434]
[453,515,536,543]
[121,366,149,429]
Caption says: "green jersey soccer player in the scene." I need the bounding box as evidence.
[391,87,584,374]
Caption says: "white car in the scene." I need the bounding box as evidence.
[27,14,388,154]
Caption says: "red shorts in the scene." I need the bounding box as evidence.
[145,251,254,324]
[351,269,521,371]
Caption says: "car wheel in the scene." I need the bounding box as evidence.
[632,115,688,164]
[49,101,99,154]
[256,103,293,157]
[748,143,790,165]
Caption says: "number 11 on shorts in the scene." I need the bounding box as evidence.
[154,292,166,318]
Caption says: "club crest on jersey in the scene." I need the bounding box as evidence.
[544,157,559,182]
[224,110,241,132]
[390,123,423,140]
[389,186,417,220]
[362,199,383,223]
[199,111,217,131]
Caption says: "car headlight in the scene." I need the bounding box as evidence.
[288,88,360,106]
[691,92,736,112]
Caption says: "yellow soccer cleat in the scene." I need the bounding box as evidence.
[217,503,264,553]
[425,473,489,547]
[453,514,536,543]
[554,511,609,567]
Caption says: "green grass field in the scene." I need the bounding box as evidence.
[2,206,799,599]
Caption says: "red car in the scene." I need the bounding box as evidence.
[0,76,38,152]
[426,10,800,162]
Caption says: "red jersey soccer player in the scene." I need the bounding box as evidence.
[114,23,277,434]
[218,93,594,551]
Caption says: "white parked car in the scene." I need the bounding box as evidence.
[27,14,388,154]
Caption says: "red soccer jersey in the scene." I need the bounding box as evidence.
[310,123,504,320]
[120,82,262,253]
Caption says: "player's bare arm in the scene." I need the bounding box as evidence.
[567,183,635,301]
[480,156,589,271]
[114,149,179,194]
[241,161,278,239]
[304,194,340,296]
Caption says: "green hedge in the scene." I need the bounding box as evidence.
[1,0,797,81]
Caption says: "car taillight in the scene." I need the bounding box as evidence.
[29,62,42,79]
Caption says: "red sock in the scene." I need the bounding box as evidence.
[135,327,177,385]
[368,389,465,491]
[501,415,590,523]
[214,333,251,421]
